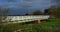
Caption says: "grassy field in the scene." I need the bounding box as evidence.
[0,18,60,32]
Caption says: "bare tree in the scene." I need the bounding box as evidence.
[0,8,9,24]
[0,7,9,32]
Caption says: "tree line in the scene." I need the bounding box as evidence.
[25,6,60,18]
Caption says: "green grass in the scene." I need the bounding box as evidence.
[0,18,60,32]
[32,18,60,32]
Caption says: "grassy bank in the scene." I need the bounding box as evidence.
[32,18,60,32]
[0,18,60,32]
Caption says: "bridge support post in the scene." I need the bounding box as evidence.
[34,19,41,24]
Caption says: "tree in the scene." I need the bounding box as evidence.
[32,10,43,15]
[0,7,9,32]
[25,13,29,15]
[0,8,9,24]
[44,6,60,18]
[44,9,49,15]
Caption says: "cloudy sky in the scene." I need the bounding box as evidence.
[0,0,57,15]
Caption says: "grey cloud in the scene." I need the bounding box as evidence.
[51,0,60,5]
[7,0,16,2]
[0,0,58,10]
[24,0,33,1]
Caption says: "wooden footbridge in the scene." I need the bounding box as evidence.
[3,15,50,24]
